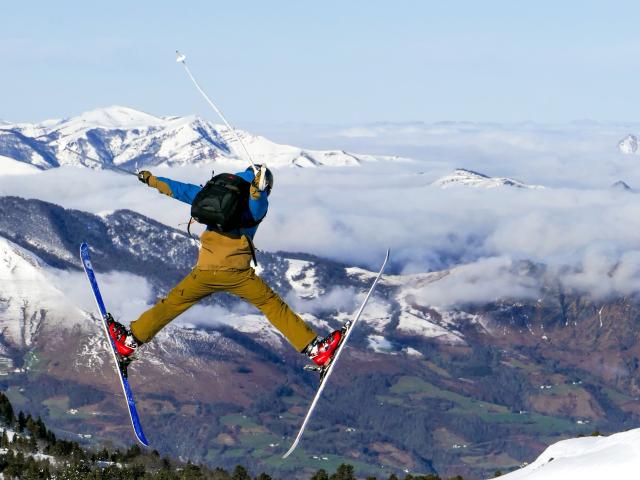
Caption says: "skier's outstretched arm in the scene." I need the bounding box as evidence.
[138,171,201,205]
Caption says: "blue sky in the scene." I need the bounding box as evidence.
[4,1,640,124]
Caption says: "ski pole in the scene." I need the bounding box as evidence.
[175,50,258,174]
[63,145,138,177]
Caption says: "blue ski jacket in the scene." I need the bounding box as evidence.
[145,170,268,270]
[154,170,268,240]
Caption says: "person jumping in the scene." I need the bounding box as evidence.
[106,165,341,369]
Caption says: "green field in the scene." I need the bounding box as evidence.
[5,386,28,409]
[385,375,584,436]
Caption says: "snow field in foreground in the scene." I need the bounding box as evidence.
[496,428,640,480]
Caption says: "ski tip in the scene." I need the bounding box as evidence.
[136,434,150,447]
[132,417,150,447]
[281,446,295,459]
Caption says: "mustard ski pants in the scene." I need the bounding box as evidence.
[129,268,318,352]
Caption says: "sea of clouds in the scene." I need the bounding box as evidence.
[3,121,640,307]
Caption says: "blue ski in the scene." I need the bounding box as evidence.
[80,242,149,446]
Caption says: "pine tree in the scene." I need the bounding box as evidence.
[17,411,26,432]
[211,467,232,480]
[311,469,329,480]
[28,433,37,452]
[181,462,204,479]
[0,393,14,425]
[34,417,47,440]
[330,464,356,480]
[232,465,251,480]
[125,443,142,460]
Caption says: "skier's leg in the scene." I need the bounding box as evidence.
[130,269,213,343]
[224,269,318,352]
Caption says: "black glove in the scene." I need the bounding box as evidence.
[138,170,152,184]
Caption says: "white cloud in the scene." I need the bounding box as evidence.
[410,256,541,308]
[285,287,360,315]
[46,269,154,323]
[559,248,640,299]
[6,122,640,305]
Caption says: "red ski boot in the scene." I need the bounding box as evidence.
[106,314,140,357]
[305,330,343,367]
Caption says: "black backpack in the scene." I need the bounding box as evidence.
[190,173,261,232]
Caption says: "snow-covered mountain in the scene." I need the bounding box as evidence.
[0,155,40,175]
[431,168,543,189]
[4,196,640,478]
[0,106,374,171]
[0,236,87,352]
[0,196,477,363]
[496,429,640,480]
[348,266,475,346]
[618,134,638,154]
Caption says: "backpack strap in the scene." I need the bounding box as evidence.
[244,233,258,267]
[186,217,196,240]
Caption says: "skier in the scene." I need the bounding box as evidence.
[106,166,342,368]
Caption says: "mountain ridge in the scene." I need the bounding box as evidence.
[0,106,377,172]
[431,168,544,190]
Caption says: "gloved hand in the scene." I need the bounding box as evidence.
[138,170,152,185]
[252,164,268,191]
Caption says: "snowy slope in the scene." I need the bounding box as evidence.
[431,168,543,189]
[0,106,373,171]
[618,134,638,154]
[0,236,87,350]
[495,429,640,480]
[0,155,40,175]
[346,265,481,345]
[285,258,324,298]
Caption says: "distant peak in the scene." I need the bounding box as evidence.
[432,168,543,190]
[452,168,490,179]
[610,180,633,191]
[618,134,638,155]
[65,106,166,129]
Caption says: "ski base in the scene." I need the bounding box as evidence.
[80,242,149,447]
